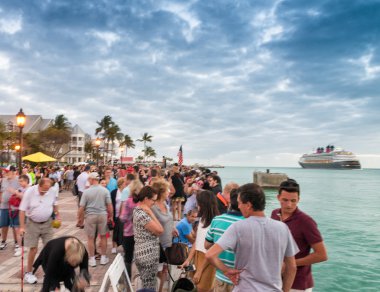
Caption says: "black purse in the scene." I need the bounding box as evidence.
[165,238,189,266]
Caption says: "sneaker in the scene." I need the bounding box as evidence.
[24,272,37,284]
[0,241,7,250]
[111,247,117,254]
[14,248,21,257]
[100,255,109,265]
[89,257,96,267]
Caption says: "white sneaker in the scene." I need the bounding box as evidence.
[0,241,7,250]
[111,247,117,254]
[100,255,109,265]
[14,248,21,257]
[24,272,37,284]
[89,257,96,267]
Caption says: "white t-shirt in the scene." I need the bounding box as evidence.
[195,220,210,253]
[76,172,89,192]
[19,185,57,222]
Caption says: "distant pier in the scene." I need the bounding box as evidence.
[253,170,288,188]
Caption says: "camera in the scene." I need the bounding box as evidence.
[184,265,196,272]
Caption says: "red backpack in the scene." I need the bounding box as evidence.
[9,194,21,217]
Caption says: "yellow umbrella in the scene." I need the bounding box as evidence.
[22,152,56,163]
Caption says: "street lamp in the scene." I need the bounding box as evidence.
[95,137,101,167]
[119,146,124,165]
[16,109,26,173]
[6,121,13,165]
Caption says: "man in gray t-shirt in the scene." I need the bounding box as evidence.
[206,183,299,292]
[78,172,113,267]
[0,167,20,249]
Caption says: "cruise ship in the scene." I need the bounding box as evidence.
[299,145,361,169]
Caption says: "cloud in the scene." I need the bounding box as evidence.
[0,11,22,34]
[0,53,10,70]
[0,0,379,168]
[348,50,380,80]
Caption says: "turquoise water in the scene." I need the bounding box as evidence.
[212,167,380,292]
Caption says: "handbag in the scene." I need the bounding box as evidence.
[171,277,196,292]
[165,238,189,266]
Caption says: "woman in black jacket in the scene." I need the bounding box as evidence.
[33,236,90,292]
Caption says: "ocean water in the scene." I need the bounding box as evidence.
[212,166,380,292]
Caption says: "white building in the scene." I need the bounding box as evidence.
[0,114,89,164]
[63,124,88,164]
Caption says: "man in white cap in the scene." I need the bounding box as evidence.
[77,172,113,267]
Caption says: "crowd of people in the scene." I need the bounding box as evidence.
[0,162,328,292]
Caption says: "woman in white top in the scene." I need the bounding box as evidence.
[182,190,219,292]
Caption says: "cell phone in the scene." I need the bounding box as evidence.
[184,265,196,272]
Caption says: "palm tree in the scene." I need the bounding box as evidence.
[95,115,114,162]
[136,155,144,162]
[106,123,123,164]
[38,114,72,158]
[137,132,153,161]
[51,114,71,131]
[120,134,135,157]
[144,146,156,161]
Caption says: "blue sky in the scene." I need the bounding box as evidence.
[0,0,379,167]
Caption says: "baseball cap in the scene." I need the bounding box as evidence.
[88,172,100,180]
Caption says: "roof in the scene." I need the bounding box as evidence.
[71,124,86,135]
[0,115,53,133]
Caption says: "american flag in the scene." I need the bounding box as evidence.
[177,145,183,166]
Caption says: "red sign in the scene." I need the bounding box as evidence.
[120,156,134,163]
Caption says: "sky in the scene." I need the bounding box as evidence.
[0,0,380,168]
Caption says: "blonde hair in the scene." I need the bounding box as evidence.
[65,237,86,267]
[117,177,126,188]
[151,179,169,200]
[129,179,143,197]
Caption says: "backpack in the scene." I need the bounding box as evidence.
[9,194,21,218]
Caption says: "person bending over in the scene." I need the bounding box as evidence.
[33,236,90,292]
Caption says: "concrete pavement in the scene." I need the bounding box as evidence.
[0,190,119,292]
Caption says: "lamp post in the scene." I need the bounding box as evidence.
[6,121,13,165]
[16,109,26,173]
[95,137,101,168]
[119,146,124,165]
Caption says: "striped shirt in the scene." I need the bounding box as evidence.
[205,211,244,284]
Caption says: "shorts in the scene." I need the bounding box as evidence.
[290,289,313,292]
[9,210,20,227]
[194,250,216,290]
[215,279,234,292]
[84,214,108,237]
[0,209,10,228]
[25,218,53,248]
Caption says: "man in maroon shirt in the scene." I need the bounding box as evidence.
[271,179,328,292]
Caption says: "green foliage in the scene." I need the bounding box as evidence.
[84,141,93,154]
[51,114,71,131]
[137,132,153,161]
[95,115,134,162]
[39,127,71,158]
[144,146,156,160]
